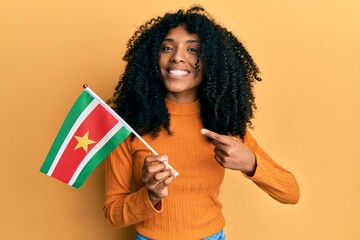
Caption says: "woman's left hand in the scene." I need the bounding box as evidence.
[201,128,257,176]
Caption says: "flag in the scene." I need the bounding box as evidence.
[40,86,132,188]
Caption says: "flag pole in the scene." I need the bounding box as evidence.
[83,84,179,176]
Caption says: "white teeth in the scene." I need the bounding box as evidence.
[169,70,188,76]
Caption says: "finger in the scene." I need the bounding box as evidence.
[211,139,231,149]
[143,155,168,168]
[163,175,175,185]
[153,169,174,182]
[214,155,225,168]
[200,128,231,146]
[144,163,167,174]
[142,164,173,184]
[152,175,175,192]
[147,172,174,193]
[214,147,227,160]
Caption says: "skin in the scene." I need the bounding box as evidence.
[200,128,257,176]
[159,24,203,104]
[142,155,175,207]
[141,25,257,207]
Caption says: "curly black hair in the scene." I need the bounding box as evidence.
[111,5,262,140]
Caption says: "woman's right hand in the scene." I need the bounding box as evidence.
[142,155,176,206]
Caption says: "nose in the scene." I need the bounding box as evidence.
[170,49,185,63]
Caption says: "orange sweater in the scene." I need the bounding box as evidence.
[103,100,300,240]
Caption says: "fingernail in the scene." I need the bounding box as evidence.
[161,155,167,161]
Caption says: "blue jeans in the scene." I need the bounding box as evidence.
[135,229,226,240]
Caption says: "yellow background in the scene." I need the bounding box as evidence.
[1,0,359,239]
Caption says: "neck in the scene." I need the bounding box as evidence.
[165,92,198,104]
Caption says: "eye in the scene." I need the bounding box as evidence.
[161,46,173,52]
[188,47,199,54]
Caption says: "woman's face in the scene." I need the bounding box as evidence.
[159,24,203,103]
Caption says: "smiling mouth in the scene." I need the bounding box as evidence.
[168,69,189,78]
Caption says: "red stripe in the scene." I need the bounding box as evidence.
[51,104,118,183]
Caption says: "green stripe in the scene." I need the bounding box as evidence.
[40,90,94,174]
[72,126,131,189]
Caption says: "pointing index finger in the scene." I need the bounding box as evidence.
[200,128,230,146]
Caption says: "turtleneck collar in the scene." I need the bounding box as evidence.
[165,98,200,116]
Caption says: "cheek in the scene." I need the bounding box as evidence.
[159,68,167,82]
[159,53,169,66]
[158,59,165,76]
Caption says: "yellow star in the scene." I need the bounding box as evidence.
[74,131,96,152]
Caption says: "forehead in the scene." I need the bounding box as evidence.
[164,25,200,40]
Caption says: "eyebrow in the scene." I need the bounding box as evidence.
[162,38,201,44]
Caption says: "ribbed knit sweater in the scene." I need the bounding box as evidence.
[103,99,300,240]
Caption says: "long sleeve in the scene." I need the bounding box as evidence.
[103,100,227,239]
[243,130,300,204]
[103,138,162,228]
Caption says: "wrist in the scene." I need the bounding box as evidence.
[148,192,161,206]
[243,152,257,177]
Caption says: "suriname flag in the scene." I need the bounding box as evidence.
[40,86,132,188]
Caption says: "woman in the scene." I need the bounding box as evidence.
[103,5,300,240]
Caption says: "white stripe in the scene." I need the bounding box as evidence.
[85,87,178,177]
[67,121,124,186]
[47,99,99,176]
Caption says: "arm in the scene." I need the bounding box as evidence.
[243,130,300,204]
[103,139,162,228]
[201,129,300,204]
